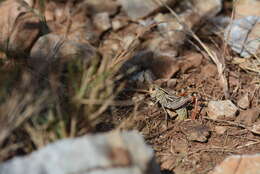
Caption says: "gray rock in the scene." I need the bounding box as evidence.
[224,16,260,57]
[0,131,160,174]
[207,100,238,119]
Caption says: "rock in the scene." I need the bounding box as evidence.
[119,0,177,20]
[85,0,119,15]
[166,79,178,89]
[123,49,180,79]
[226,0,260,57]
[224,0,260,58]
[192,0,222,19]
[237,93,250,109]
[0,131,161,174]
[130,69,156,85]
[224,16,260,57]
[209,154,260,174]
[251,121,260,135]
[93,12,111,32]
[0,0,45,58]
[144,35,179,57]
[29,33,98,77]
[112,15,129,31]
[149,55,180,79]
[181,121,210,142]
[215,126,227,135]
[180,52,203,73]
[200,63,218,79]
[236,108,260,126]
[154,13,188,46]
[207,100,238,119]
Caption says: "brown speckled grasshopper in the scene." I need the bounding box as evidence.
[127,84,197,125]
[148,85,197,125]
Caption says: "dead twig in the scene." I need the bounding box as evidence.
[204,117,260,135]
[188,146,238,156]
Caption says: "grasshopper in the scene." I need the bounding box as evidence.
[148,85,195,125]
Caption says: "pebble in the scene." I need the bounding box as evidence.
[237,93,250,109]
[181,121,211,142]
[119,0,177,20]
[93,12,111,32]
[207,100,238,120]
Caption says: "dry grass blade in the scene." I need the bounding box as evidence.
[0,89,49,146]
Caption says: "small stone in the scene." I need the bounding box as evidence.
[237,93,250,109]
[150,55,180,79]
[207,100,238,119]
[236,108,259,126]
[166,109,178,119]
[193,0,222,19]
[124,49,180,79]
[85,0,119,15]
[181,121,210,142]
[167,79,177,89]
[119,0,177,20]
[93,12,111,32]
[112,16,129,31]
[180,52,203,73]
[209,154,260,174]
[130,70,155,84]
[144,70,155,83]
[251,121,260,135]
[215,126,227,135]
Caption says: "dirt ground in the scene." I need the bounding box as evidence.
[104,58,260,174]
[0,0,260,173]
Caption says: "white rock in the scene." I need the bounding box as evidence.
[207,100,238,119]
[0,131,160,174]
[209,154,260,174]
